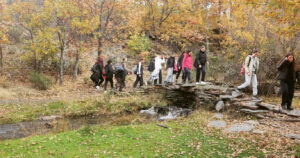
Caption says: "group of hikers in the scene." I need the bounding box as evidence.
[91,45,299,111]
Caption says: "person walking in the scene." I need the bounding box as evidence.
[115,62,127,92]
[133,58,144,88]
[165,54,175,85]
[145,56,155,87]
[90,55,104,90]
[277,53,300,110]
[153,54,165,85]
[194,45,207,85]
[104,60,114,93]
[182,50,193,84]
[236,50,260,100]
[175,51,185,83]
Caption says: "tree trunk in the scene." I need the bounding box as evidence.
[59,46,64,86]
[97,38,102,56]
[0,46,3,68]
[73,51,80,80]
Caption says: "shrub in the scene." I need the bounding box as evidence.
[29,71,53,90]
[127,34,151,56]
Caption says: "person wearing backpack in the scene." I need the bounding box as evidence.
[236,50,260,100]
[277,53,300,110]
[90,56,104,90]
[115,61,127,92]
[182,50,193,84]
[194,45,207,85]
[175,51,185,83]
[104,60,114,93]
[133,58,144,88]
[145,56,155,87]
[164,54,175,85]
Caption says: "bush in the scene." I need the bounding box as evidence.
[127,34,151,56]
[29,72,53,90]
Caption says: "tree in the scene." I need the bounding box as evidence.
[0,0,10,69]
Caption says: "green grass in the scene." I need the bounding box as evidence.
[0,113,265,158]
[0,93,165,125]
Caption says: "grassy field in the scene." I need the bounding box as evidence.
[0,93,166,125]
[0,110,299,158]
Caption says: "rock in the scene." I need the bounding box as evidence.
[240,109,269,114]
[220,95,233,100]
[38,115,62,121]
[255,114,265,119]
[140,107,157,117]
[239,102,259,110]
[285,134,300,140]
[213,113,224,119]
[285,109,300,117]
[232,91,243,98]
[208,120,227,129]
[225,123,255,133]
[215,101,225,112]
[257,102,280,112]
[252,130,266,135]
[244,120,259,126]
[181,83,196,87]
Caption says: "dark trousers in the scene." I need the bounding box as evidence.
[183,67,191,83]
[196,65,206,82]
[90,73,104,86]
[104,78,113,91]
[176,68,185,80]
[154,70,162,85]
[116,78,125,91]
[133,74,143,88]
[280,80,294,108]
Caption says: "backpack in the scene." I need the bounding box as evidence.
[115,64,124,72]
[147,60,155,72]
[91,64,99,73]
[241,56,252,76]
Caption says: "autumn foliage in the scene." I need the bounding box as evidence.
[0,0,299,85]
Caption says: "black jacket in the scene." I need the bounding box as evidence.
[194,51,207,67]
[177,55,184,69]
[277,60,300,83]
[105,64,114,79]
[166,57,175,68]
[136,62,143,75]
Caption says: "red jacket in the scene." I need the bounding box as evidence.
[182,53,193,70]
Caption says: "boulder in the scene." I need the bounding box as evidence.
[225,123,255,133]
[208,120,227,129]
[215,101,225,112]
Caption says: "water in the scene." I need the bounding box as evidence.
[0,114,111,140]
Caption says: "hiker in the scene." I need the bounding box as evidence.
[164,54,175,84]
[133,58,144,88]
[194,45,207,85]
[277,53,300,110]
[104,60,114,93]
[90,55,104,90]
[175,51,185,83]
[153,54,165,85]
[182,50,193,84]
[145,56,155,87]
[236,50,260,100]
[115,60,127,92]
